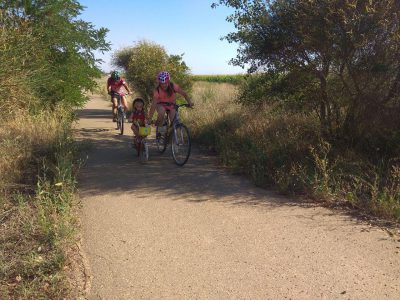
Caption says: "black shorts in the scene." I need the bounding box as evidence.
[110,92,121,101]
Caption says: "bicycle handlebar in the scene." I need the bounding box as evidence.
[108,92,130,96]
[176,103,193,108]
[157,102,193,109]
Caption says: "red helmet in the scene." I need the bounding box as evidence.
[157,71,170,84]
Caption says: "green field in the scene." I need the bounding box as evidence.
[191,74,246,85]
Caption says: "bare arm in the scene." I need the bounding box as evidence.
[106,79,111,94]
[147,94,157,122]
[123,83,132,94]
[175,84,193,106]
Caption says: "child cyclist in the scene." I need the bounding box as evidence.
[130,97,148,145]
[147,71,194,130]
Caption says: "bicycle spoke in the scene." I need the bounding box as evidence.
[171,124,191,166]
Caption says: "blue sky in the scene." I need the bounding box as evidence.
[79,0,245,75]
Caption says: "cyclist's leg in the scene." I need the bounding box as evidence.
[122,96,129,112]
[155,104,167,126]
[168,107,176,124]
[112,97,118,120]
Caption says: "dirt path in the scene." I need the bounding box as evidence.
[76,94,400,300]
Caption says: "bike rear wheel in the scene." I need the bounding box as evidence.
[171,124,191,166]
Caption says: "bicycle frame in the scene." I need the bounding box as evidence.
[170,107,185,144]
[161,103,186,131]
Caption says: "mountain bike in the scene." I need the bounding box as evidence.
[155,103,192,166]
[114,93,127,135]
[133,124,151,162]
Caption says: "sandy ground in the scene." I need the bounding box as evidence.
[75,94,400,300]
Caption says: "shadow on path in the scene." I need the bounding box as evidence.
[74,96,394,230]
[77,108,111,120]
[75,125,336,217]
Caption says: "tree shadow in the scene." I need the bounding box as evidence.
[76,108,111,120]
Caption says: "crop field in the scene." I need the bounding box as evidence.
[191,74,245,85]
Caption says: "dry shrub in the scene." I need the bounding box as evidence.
[0,106,77,299]
[0,111,63,191]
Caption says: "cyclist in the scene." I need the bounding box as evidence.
[147,71,194,129]
[107,70,132,121]
[130,97,147,144]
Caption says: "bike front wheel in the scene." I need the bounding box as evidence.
[171,124,191,166]
[139,140,149,162]
[156,127,168,154]
[117,111,124,135]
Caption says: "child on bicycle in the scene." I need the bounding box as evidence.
[130,97,147,144]
[147,71,194,128]
[107,70,132,121]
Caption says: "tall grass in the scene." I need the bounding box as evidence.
[0,107,80,299]
[183,82,240,148]
[186,82,400,222]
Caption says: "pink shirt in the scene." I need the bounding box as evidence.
[153,83,183,104]
[107,77,127,95]
[131,110,146,126]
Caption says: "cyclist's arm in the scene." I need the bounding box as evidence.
[122,82,132,94]
[174,84,193,106]
[147,92,158,122]
[106,78,112,94]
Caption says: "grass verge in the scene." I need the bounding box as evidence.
[0,107,81,299]
[185,82,400,223]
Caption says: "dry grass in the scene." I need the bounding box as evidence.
[186,82,400,222]
[182,82,240,148]
[0,107,78,299]
[0,112,60,191]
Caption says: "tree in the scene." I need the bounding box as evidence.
[0,0,110,109]
[112,40,192,105]
[213,0,400,144]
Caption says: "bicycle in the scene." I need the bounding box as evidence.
[155,103,192,166]
[113,93,127,135]
[133,123,151,162]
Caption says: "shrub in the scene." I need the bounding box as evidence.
[112,40,192,105]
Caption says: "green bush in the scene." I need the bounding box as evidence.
[0,1,109,297]
[113,40,192,106]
